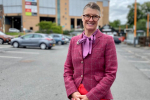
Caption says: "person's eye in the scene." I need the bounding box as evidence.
[93,16,99,18]
[85,15,90,17]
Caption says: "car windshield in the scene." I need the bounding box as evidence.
[0,31,6,35]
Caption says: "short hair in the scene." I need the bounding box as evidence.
[83,2,100,15]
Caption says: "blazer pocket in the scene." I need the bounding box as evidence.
[94,75,103,82]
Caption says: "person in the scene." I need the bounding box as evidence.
[64,2,118,100]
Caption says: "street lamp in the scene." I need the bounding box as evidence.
[134,0,137,37]
[126,23,129,38]
[147,12,150,37]
[133,0,137,47]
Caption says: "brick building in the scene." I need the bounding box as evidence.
[0,0,110,32]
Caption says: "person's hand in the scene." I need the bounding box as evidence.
[71,92,81,100]
[76,95,89,100]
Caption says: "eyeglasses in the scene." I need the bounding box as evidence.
[83,14,100,21]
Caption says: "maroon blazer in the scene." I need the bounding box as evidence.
[64,30,118,100]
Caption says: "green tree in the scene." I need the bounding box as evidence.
[109,19,121,28]
[141,2,150,19]
[36,21,62,34]
[127,3,144,25]
[137,19,147,31]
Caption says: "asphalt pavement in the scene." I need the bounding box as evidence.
[112,43,150,100]
[0,43,150,100]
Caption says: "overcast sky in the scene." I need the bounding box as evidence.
[109,0,150,25]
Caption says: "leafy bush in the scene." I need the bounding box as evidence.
[36,21,63,34]
[63,30,74,35]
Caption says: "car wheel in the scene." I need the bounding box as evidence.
[13,42,19,48]
[0,39,4,44]
[58,41,62,45]
[48,47,51,49]
[8,42,11,45]
[40,43,47,50]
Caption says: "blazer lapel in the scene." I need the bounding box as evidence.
[77,33,83,58]
[92,30,103,49]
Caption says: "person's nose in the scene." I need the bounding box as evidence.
[89,16,94,21]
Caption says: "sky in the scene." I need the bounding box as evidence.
[109,0,150,25]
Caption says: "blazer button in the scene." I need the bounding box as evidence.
[81,75,83,77]
[81,61,83,64]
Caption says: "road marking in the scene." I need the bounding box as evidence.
[6,51,39,54]
[123,56,135,57]
[0,56,22,59]
[0,47,10,48]
[143,53,150,55]
[127,50,133,53]
[139,69,150,71]
[128,61,150,63]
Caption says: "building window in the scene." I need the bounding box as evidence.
[65,18,67,20]
[65,12,67,14]
[65,3,67,5]
[65,23,67,25]
[65,8,67,10]
[30,27,33,30]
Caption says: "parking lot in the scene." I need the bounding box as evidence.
[0,44,69,100]
[115,44,150,79]
[0,43,150,100]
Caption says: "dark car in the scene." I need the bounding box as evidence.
[0,31,14,44]
[113,36,121,44]
[50,33,67,45]
[11,33,55,49]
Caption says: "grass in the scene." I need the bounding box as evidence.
[6,32,25,37]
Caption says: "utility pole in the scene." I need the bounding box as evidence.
[126,24,128,38]
[147,13,149,37]
[134,0,137,37]
[133,0,137,47]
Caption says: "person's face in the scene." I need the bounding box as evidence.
[82,8,100,31]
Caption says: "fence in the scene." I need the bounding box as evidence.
[138,36,150,46]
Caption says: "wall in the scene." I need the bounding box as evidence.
[60,0,70,30]
[22,0,39,32]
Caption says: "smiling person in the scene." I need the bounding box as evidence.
[64,2,118,100]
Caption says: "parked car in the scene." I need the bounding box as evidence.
[23,28,32,33]
[64,35,72,41]
[113,36,121,44]
[50,33,67,45]
[65,37,69,43]
[0,31,14,44]
[9,28,20,33]
[11,33,55,49]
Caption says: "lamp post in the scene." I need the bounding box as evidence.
[134,0,137,37]
[133,0,137,47]
[126,23,128,38]
[147,12,150,37]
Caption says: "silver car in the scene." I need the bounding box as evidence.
[9,28,20,33]
[11,33,55,49]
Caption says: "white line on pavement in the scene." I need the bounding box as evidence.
[123,56,135,57]
[0,47,10,48]
[0,56,22,59]
[139,69,150,71]
[128,61,150,63]
[6,51,39,54]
